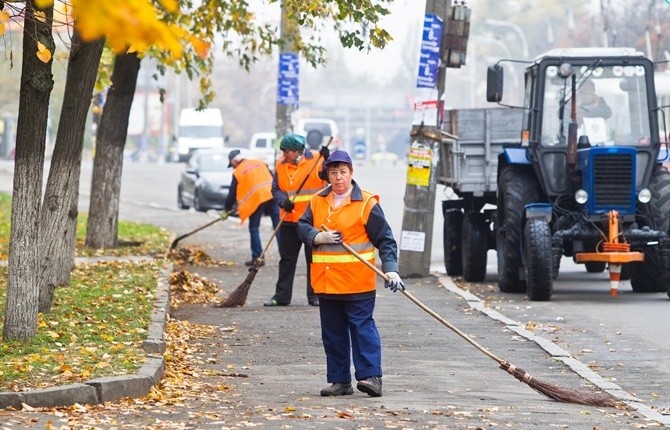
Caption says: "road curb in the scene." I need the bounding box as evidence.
[0,261,171,410]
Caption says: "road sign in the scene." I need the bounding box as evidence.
[278,52,299,105]
[416,13,443,89]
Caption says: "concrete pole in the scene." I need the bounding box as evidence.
[399,0,451,278]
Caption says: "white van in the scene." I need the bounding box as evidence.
[248,131,278,171]
[294,118,341,151]
[175,108,225,162]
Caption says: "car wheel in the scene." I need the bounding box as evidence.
[177,184,189,209]
[193,190,206,212]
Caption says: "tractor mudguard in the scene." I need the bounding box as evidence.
[503,147,531,165]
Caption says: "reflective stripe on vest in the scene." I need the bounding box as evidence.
[309,189,380,294]
[276,150,326,222]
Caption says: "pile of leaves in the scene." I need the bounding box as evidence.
[168,270,225,308]
[168,246,233,267]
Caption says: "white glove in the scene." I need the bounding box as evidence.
[314,230,343,245]
[384,272,405,292]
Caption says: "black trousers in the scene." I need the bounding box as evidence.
[272,223,316,304]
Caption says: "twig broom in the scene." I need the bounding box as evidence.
[322,225,618,408]
[216,138,333,307]
[170,209,239,250]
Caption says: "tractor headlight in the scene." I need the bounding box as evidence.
[638,188,652,204]
[574,189,588,204]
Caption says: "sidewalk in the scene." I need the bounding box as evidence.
[1,214,663,428]
[142,220,660,428]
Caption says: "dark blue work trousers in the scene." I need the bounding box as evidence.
[272,223,316,304]
[319,296,382,383]
[248,199,280,260]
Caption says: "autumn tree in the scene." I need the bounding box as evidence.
[85,0,394,248]
[3,0,396,340]
[3,0,54,340]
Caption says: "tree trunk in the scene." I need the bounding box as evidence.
[3,2,54,341]
[85,53,140,249]
[38,32,104,313]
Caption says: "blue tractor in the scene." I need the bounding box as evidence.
[479,48,670,301]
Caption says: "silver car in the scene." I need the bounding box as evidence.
[177,149,236,211]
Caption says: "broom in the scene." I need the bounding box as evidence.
[170,209,238,250]
[321,225,618,407]
[216,138,333,308]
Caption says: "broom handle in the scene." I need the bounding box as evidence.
[256,138,334,261]
[320,224,505,366]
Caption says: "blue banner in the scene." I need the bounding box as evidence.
[416,14,443,89]
[277,52,299,105]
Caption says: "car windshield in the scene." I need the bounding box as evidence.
[199,153,229,171]
[541,64,651,147]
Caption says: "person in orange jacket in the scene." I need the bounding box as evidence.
[297,150,404,398]
[221,149,279,267]
[264,133,329,307]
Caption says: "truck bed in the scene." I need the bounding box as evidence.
[438,108,523,195]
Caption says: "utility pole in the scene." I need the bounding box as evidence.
[399,0,470,277]
[276,4,300,140]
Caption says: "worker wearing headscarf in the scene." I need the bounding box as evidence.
[265,133,329,306]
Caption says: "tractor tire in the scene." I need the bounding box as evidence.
[524,218,553,301]
[496,166,542,293]
[585,262,606,273]
[631,165,670,292]
[443,209,463,276]
[462,212,488,282]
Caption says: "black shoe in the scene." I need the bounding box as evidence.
[357,376,382,397]
[245,258,265,267]
[308,298,319,307]
[320,382,354,396]
[263,298,288,307]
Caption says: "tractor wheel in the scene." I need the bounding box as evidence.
[585,262,606,273]
[462,212,488,282]
[524,218,553,301]
[443,209,463,276]
[631,165,670,292]
[496,166,542,293]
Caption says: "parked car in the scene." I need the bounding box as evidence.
[177,148,237,211]
[248,131,278,172]
[370,151,400,166]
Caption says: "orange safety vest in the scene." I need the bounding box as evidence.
[309,189,379,294]
[275,150,327,223]
[233,158,273,222]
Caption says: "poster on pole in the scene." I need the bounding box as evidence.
[406,142,433,187]
[277,53,299,105]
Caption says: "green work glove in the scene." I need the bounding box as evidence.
[219,210,229,221]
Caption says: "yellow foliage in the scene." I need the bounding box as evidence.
[72,0,187,59]
[0,22,4,37]
[0,11,9,22]
[34,0,54,8]
[36,42,53,63]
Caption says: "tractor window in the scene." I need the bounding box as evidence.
[541,65,651,148]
